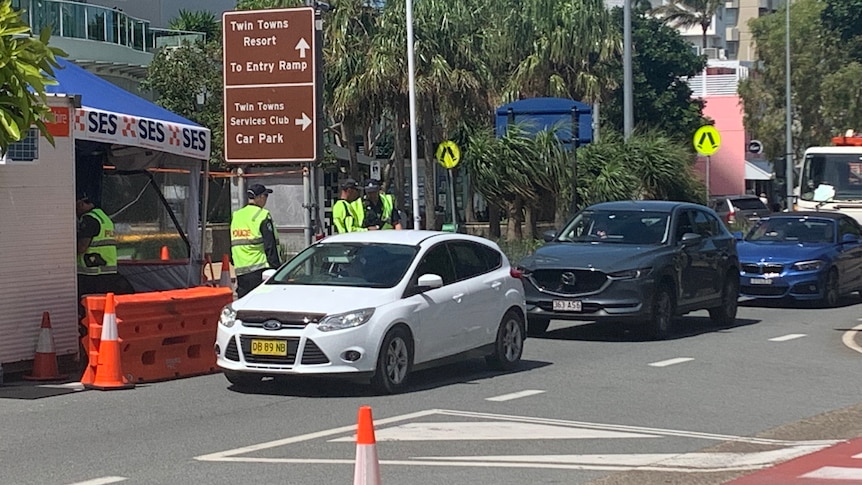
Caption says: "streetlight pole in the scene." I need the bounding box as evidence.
[406,0,421,230]
[623,0,633,140]
[784,0,793,210]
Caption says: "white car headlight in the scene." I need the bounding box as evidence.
[317,308,375,332]
[608,267,653,280]
[219,304,237,328]
[792,260,824,272]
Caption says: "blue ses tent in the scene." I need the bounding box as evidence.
[44,58,213,291]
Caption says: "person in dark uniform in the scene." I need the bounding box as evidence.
[230,183,282,298]
[359,179,402,230]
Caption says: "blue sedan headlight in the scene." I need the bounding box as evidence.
[792,260,825,272]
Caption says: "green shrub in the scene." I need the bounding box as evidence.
[495,238,545,266]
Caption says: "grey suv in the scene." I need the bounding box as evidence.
[709,195,770,226]
[517,200,740,340]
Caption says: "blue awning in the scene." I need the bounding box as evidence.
[44,58,211,160]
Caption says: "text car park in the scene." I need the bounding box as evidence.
[516,200,740,339]
[215,230,526,394]
[736,211,862,306]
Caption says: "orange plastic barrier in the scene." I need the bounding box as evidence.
[81,287,234,383]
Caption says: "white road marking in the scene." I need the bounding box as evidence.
[801,466,862,480]
[768,334,807,342]
[842,324,862,355]
[648,357,694,367]
[486,390,545,402]
[65,477,127,485]
[329,421,659,442]
[195,408,839,472]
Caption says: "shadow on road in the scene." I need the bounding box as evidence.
[227,358,551,398]
[539,316,761,343]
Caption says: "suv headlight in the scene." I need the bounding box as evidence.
[317,308,375,332]
[608,267,653,280]
[219,305,237,328]
[792,260,824,272]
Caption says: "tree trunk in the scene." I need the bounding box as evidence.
[421,106,438,231]
[507,196,524,241]
[341,121,359,180]
[701,25,708,50]
[489,203,501,239]
[525,204,538,240]
[465,176,476,223]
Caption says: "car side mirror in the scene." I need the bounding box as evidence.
[417,274,444,289]
[542,230,557,242]
[732,231,744,241]
[262,269,276,281]
[680,232,703,246]
[841,233,859,244]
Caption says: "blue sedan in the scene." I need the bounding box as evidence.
[737,212,862,306]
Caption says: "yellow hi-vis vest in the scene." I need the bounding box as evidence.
[332,198,364,233]
[355,194,396,229]
[230,204,278,276]
[77,208,118,275]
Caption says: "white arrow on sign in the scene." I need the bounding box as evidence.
[294,112,312,131]
[295,38,310,58]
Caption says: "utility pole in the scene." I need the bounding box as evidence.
[623,0,633,140]
[784,0,793,210]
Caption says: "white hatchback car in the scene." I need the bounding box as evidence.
[216,230,526,394]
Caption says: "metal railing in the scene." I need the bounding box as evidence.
[12,0,204,53]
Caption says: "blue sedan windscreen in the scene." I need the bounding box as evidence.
[747,219,835,244]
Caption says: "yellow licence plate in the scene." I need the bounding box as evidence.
[251,339,287,356]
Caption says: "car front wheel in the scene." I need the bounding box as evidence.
[486,310,525,371]
[822,268,840,308]
[371,326,413,394]
[649,285,675,340]
[708,273,739,326]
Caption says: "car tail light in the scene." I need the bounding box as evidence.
[726,210,736,224]
[510,267,525,279]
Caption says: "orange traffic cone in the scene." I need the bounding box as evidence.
[219,254,233,289]
[353,406,381,485]
[24,312,67,381]
[84,293,135,391]
[160,245,170,260]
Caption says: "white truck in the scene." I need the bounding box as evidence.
[795,130,862,224]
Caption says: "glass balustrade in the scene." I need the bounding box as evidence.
[12,0,205,53]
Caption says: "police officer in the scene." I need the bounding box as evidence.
[358,179,402,230]
[332,178,364,233]
[76,192,134,297]
[230,183,282,298]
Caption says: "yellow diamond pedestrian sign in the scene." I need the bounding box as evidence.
[436,141,461,169]
[693,125,721,156]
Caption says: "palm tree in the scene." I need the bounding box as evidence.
[168,9,220,43]
[650,0,725,50]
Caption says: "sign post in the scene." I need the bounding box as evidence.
[693,125,722,199]
[222,8,319,164]
[435,141,461,232]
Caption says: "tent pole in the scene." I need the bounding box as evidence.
[200,160,210,278]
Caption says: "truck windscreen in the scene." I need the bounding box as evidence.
[800,154,862,201]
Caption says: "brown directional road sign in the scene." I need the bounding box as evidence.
[223,7,318,163]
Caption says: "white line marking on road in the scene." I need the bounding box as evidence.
[486,390,545,402]
[801,466,862,480]
[648,357,694,367]
[768,334,807,342]
[842,324,862,355]
[65,477,127,485]
[329,421,659,442]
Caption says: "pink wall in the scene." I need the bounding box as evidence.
[694,95,746,196]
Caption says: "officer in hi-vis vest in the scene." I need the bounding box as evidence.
[358,179,402,230]
[76,192,135,298]
[230,183,282,298]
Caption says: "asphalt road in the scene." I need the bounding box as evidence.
[1,296,861,485]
